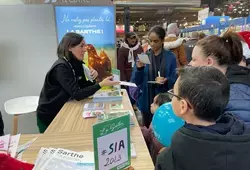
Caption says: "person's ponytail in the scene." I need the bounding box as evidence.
[222,31,243,65]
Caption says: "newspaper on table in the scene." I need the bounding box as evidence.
[34,148,94,170]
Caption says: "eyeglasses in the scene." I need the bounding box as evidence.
[167,89,193,109]
[167,89,182,100]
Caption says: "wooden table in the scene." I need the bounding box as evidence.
[20,90,154,169]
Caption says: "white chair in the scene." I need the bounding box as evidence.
[4,96,39,135]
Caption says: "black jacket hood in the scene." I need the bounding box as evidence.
[226,64,250,86]
[156,114,250,170]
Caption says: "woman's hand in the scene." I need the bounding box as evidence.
[90,69,98,80]
[155,78,167,84]
[99,76,120,87]
[136,60,145,68]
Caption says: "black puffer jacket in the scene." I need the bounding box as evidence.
[155,114,250,170]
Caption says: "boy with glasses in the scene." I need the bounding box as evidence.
[156,66,250,170]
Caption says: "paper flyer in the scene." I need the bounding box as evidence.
[0,134,10,152]
[83,64,94,82]
[119,81,137,87]
[83,110,104,119]
[84,102,105,110]
[8,134,21,157]
[138,53,151,64]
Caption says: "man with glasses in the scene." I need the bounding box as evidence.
[156,66,250,170]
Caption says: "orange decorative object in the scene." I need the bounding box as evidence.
[86,44,112,82]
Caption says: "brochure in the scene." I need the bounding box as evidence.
[8,134,21,157]
[38,148,94,170]
[83,110,104,119]
[0,134,10,152]
[84,102,105,110]
[83,64,93,82]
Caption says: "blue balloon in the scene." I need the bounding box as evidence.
[152,102,185,147]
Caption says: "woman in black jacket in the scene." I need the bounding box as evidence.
[37,33,119,133]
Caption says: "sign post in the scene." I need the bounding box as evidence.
[93,114,131,170]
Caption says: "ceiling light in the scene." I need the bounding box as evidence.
[176,20,178,22]
[163,18,165,21]
[247,9,249,11]
[184,17,186,20]
[193,14,196,16]
[239,11,242,14]
[140,18,142,20]
[136,21,139,23]
[234,8,237,11]
[242,9,245,11]
[217,8,221,11]
[157,20,160,23]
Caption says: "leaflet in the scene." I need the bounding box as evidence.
[40,148,94,170]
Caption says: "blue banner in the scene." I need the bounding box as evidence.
[55,6,116,82]
[55,6,115,48]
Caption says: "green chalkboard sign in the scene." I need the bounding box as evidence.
[93,114,131,170]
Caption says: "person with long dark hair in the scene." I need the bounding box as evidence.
[37,33,119,133]
[131,26,177,127]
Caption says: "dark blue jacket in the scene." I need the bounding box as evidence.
[225,65,250,126]
[131,49,177,113]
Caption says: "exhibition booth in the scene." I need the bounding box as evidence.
[0,1,154,169]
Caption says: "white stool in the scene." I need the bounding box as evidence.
[4,96,39,135]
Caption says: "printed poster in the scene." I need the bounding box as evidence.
[55,6,116,82]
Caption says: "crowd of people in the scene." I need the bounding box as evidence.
[117,23,250,169]
[0,21,250,169]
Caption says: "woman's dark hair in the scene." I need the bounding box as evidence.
[155,93,171,106]
[148,25,166,41]
[196,32,243,65]
[57,32,84,60]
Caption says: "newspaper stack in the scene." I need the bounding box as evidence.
[0,134,21,158]
[33,148,94,170]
